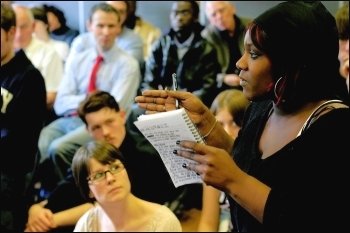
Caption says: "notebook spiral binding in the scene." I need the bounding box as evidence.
[181,111,205,144]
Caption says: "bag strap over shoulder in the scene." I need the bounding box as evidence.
[297,100,348,137]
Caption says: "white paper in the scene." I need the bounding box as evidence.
[134,108,203,188]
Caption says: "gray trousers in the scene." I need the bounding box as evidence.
[38,116,92,180]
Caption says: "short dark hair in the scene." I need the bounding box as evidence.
[187,1,199,19]
[78,91,120,126]
[90,3,120,23]
[1,2,16,31]
[43,4,66,26]
[72,141,126,202]
[174,1,199,19]
[336,3,349,40]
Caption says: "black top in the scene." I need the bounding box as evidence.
[229,100,350,232]
[0,50,46,175]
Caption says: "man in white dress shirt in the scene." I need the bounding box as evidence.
[68,1,143,67]
[38,3,140,184]
[31,6,70,63]
[13,4,63,111]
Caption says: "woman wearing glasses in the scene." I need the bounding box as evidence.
[71,141,181,232]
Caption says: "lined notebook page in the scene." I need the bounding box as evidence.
[134,108,203,187]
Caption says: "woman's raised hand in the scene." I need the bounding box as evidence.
[135,90,211,125]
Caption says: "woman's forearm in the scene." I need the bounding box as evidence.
[227,172,270,223]
[53,203,94,227]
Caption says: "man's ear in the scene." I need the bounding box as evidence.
[119,110,126,123]
[7,26,16,41]
[30,20,36,32]
[88,190,94,198]
[86,19,92,32]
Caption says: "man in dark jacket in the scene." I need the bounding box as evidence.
[202,1,250,92]
[1,3,46,231]
[142,1,221,107]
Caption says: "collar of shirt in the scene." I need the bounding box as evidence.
[91,44,124,64]
[174,33,195,60]
[174,32,194,49]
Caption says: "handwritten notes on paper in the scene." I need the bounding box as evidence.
[134,108,203,188]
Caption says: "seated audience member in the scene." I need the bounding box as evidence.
[31,6,69,62]
[25,91,193,232]
[135,2,349,232]
[106,1,144,65]
[124,1,162,61]
[1,3,46,231]
[335,3,349,92]
[72,141,182,232]
[210,89,250,139]
[13,4,63,112]
[78,91,182,204]
[25,173,92,232]
[43,4,79,47]
[69,1,143,67]
[202,1,250,91]
[38,3,140,185]
[142,1,221,107]
[198,89,250,232]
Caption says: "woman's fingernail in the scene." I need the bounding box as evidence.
[182,163,187,168]
[176,140,180,145]
[173,150,177,154]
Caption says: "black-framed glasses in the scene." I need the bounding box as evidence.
[87,163,124,184]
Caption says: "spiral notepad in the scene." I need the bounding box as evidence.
[134,108,203,187]
[181,110,204,144]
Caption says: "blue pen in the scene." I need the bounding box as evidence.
[172,73,179,109]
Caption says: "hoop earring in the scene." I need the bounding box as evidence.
[274,76,284,99]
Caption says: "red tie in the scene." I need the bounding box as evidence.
[87,55,104,93]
